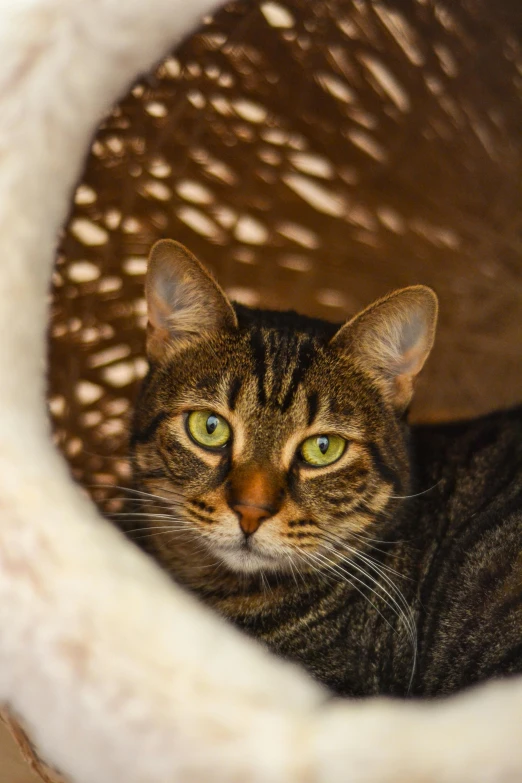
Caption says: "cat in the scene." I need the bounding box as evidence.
[127,238,522,698]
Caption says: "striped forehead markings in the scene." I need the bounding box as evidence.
[227,376,242,410]
[249,328,267,406]
[280,335,315,412]
[306,391,319,426]
[249,327,317,412]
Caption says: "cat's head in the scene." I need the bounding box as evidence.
[131,239,437,577]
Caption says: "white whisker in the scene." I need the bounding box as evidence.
[305,549,399,636]
[321,530,412,582]
[315,535,417,691]
[389,480,441,500]
[126,523,197,533]
[132,528,200,540]
[90,483,181,504]
[110,512,182,521]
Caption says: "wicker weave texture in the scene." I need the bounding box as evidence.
[48,0,522,514]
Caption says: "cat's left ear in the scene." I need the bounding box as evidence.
[145,239,238,362]
[331,286,438,412]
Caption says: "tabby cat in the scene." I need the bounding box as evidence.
[127,239,522,698]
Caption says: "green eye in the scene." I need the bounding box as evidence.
[300,434,346,467]
[187,410,231,449]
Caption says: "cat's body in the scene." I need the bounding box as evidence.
[127,240,522,698]
[410,410,522,695]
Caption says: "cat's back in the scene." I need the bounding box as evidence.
[411,405,522,695]
[414,404,522,517]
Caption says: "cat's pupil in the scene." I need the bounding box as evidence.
[206,415,219,435]
[318,436,329,454]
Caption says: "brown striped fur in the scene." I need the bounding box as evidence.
[126,240,522,697]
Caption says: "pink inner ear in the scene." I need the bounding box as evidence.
[399,344,425,376]
[338,287,438,411]
[148,283,175,330]
[144,240,239,363]
[396,312,429,375]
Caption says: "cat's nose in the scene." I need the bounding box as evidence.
[227,465,282,536]
[232,503,274,535]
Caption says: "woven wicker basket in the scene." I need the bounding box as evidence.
[8,0,522,778]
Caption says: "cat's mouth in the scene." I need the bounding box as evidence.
[214,539,280,574]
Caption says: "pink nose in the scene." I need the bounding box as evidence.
[232,503,273,535]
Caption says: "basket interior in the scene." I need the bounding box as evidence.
[48,0,522,514]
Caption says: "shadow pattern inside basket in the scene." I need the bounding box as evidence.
[48,0,522,516]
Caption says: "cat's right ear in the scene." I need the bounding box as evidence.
[145,239,238,362]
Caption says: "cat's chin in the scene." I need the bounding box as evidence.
[216,545,281,575]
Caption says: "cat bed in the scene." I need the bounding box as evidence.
[50,0,522,522]
[0,1,521,782]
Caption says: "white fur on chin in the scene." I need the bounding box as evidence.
[217,541,283,574]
